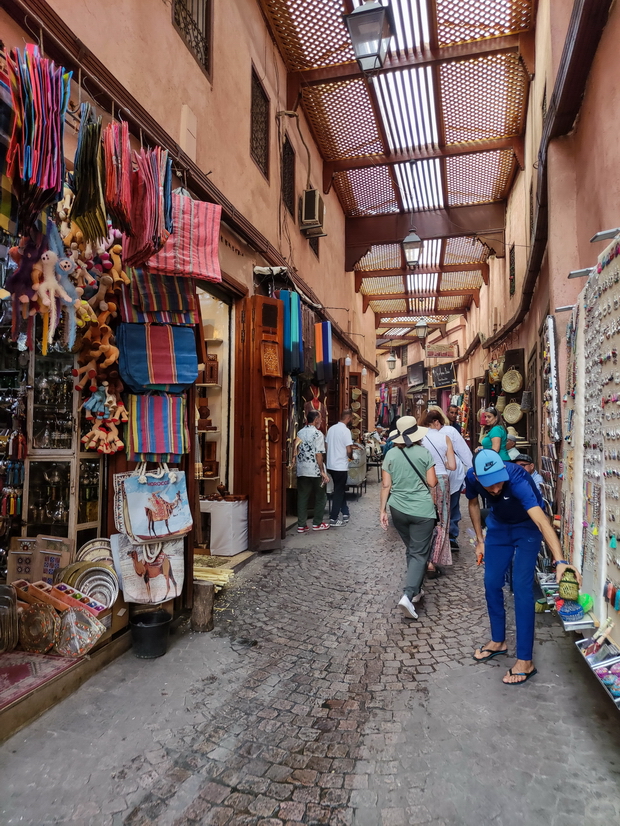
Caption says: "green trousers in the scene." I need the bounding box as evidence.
[297,475,327,527]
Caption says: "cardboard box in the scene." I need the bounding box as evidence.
[92,594,130,650]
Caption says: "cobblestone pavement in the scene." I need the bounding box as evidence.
[3,479,620,826]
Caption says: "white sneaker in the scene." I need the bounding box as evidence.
[330,519,344,527]
[411,590,425,604]
[398,595,418,619]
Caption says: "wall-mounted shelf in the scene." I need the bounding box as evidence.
[196,383,221,389]
[197,430,220,435]
[206,338,223,344]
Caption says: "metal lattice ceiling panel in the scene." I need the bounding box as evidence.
[436,0,534,47]
[418,239,443,268]
[259,0,355,71]
[357,244,402,271]
[394,159,444,211]
[440,270,485,290]
[444,236,488,264]
[302,80,383,161]
[373,67,439,152]
[440,53,528,144]
[333,166,400,217]
[407,271,439,294]
[385,327,413,336]
[352,0,430,54]
[446,149,515,205]
[436,295,471,311]
[360,275,405,295]
[409,297,437,313]
[368,299,408,313]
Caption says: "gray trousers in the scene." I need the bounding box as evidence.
[390,506,436,599]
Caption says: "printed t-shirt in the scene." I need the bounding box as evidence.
[465,462,544,525]
[382,445,436,519]
[326,422,353,471]
[296,425,325,478]
[481,425,511,460]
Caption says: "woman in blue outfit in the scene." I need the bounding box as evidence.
[466,450,581,685]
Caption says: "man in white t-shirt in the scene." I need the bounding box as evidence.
[295,411,330,533]
[326,409,360,527]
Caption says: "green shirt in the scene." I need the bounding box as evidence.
[382,445,436,519]
[481,425,510,460]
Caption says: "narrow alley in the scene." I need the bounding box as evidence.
[2,480,619,826]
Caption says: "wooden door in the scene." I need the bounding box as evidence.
[234,296,284,551]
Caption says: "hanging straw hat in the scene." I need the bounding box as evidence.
[392,416,428,446]
[351,388,362,400]
[426,405,449,425]
[506,426,519,441]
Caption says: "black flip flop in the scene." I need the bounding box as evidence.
[503,667,538,685]
[473,647,508,663]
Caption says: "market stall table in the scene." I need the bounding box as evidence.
[199,499,248,556]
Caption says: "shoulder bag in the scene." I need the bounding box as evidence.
[400,448,439,522]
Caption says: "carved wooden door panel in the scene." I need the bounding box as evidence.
[234,295,284,551]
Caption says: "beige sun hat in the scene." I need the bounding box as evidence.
[392,415,428,445]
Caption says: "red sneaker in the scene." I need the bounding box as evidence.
[312,522,330,531]
[297,526,310,533]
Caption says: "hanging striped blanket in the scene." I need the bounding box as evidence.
[126,393,189,462]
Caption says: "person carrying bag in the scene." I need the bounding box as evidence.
[379,416,438,621]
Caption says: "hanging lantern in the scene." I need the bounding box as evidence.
[344,1,396,73]
[403,227,423,267]
[414,319,429,340]
[386,351,397,371]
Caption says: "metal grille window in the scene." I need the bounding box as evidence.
[509,244,516,296]
[281,135,295,217]
[173,0,211,75]
[401,346,408,367]
[251,70,270,177]
[309,236,319,258]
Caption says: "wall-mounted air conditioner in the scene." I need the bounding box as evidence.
[300,189,326,237]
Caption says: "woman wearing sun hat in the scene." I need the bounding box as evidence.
[466,449,581,685]
[380,416,438,620]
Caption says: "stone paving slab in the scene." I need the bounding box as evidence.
[1,479,620,826]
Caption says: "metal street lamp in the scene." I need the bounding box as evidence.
[414,319,429,340]
[386,351,397,371]
[344,1,395,73]
[403,227,423,267]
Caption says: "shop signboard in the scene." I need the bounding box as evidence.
[431,362,455,388]
[426,342,458,359]
[407,360,425,388]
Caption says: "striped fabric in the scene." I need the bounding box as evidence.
[147,192,222,282]
[314,321,333,382]
[129,267,198,314]
[117,323,198,394]
[280,290,304,374]
[126,394,189,462]
[118,283,197,325]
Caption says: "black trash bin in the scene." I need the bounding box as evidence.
[130,610,172,659]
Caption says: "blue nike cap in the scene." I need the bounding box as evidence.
[473,449,509,487]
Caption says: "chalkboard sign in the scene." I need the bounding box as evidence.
[432,362,455,388]
[407,360,425,387]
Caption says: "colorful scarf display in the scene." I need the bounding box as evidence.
[280,289,303,374]
[147,191,221,281]
[102,120,133,236]
[123,147,172,267]
[70,103,107,243]
[314,321,333,382]
[6,45,71,232]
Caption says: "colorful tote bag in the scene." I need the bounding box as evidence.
[117,323,198,393]
[111,532,184,604]
[129,268,199,316]
[126,394,189,462]
[147,192,222,282]
[122,465,193,542]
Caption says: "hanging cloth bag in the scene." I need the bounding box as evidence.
[122,463,193,542]
[117,323,198,393]
[110,532,184,604]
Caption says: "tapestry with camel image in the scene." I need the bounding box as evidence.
[122,470,192,541]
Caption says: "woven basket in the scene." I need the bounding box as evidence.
[477,382,487,398]
[503,400,524,424]
[501,368,523,394]
[496,395,507,412]
[559,569,580,601]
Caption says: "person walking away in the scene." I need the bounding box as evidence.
[481,406,511,460]
[428,406,473,552]
[294,411,330,533]
[466,449,581,684]
[420,409,457,577]
[446,404,462,433]
[326,409,360,527]
[379,416,437,620]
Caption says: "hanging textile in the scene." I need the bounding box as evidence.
[70,103,107,243]
[0,44,17,236]
[314,321,333,382]
[279,289,303,374]
[117,323,198,393]
[117,285,198,325]
[126,394,189,462]
[6,45,71,232]
[129,268,198,315]
[102,120,133,236]
[147,191,222,282]
[123,147,172,267]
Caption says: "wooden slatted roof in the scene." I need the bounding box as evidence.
[258,0,535,341]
